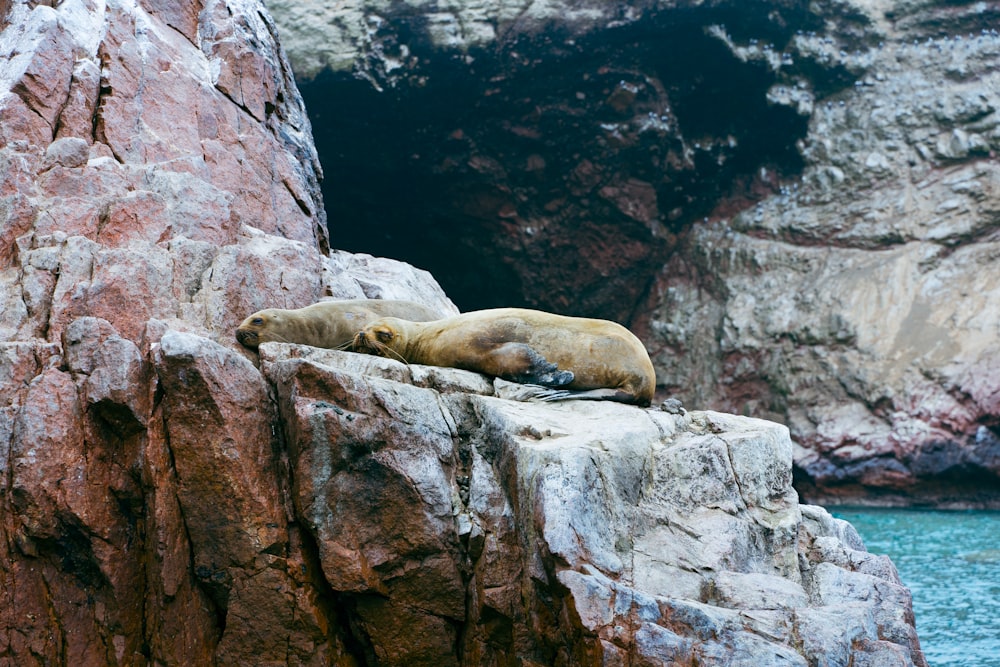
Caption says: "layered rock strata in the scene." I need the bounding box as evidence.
[268,0,1000,506]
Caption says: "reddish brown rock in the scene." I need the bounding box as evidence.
[0,0,450,664]
[155,331,347,665]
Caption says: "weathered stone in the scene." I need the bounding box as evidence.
[269,0,1000,506]
[156,331,286,567]
[0,0,929,664]
[324,249,460,309]
[260,343,926,666]
[3,362,151,666]
[154,331,352,664]
[63,317,149,435]
[268,357,464,602]
[0,0,451,663]
[41,136,89,169]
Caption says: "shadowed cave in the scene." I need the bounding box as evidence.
[300,8,827,319]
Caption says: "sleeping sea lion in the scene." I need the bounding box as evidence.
[352,307,655,406]
[236,299,444,349]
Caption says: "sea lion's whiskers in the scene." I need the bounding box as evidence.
[375,340,409,365]
[335,339,354,351]
[357,335,409,365]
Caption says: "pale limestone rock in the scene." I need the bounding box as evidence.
[262,341,926,666]
[267,0,590,80]
[324,249,460,314]
[644,24,1000,503]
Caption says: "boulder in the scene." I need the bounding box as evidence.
[262,342,926,666]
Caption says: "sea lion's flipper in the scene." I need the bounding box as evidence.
[545,388,624,402]
[494,380,575,402]
[493,381,632,404]
[529,387,631,403]
[489,343,574,387]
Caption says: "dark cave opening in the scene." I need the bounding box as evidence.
[657,30,805,171]
[299,10,816,315]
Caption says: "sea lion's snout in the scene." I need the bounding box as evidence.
[235,328,258,347]
[354,330,384,355]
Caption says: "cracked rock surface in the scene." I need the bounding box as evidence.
[0,1,451,663]
[258,343,925,666]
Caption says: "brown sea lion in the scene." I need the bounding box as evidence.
[352,307,656,406]
[235,299,445,349]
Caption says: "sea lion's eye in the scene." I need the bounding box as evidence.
[376,330,393,342]
[252,317,264,326]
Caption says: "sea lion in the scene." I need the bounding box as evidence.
[235,299,445,350]
[352,307,656,406]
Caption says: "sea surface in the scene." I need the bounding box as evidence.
[831,508,1000,667]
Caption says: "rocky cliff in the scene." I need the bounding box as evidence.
[1,0,925,664]
[267,0,1000,507]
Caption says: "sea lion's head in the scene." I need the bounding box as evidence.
[236,309,286,348]
[353,318,408,362]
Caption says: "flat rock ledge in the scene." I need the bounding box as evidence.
[238,339,923,665]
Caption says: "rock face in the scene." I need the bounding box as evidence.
[0,0,925,664]
[268,0,1000,507]
[261,343,925,666]
[0,0,451,664]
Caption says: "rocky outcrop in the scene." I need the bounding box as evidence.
[250,341,928,666]
[646,16,1000,508]
[268,0,1000,507]
[0,0,450,663]
[0,0,925,664]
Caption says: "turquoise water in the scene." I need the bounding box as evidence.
[832,508,1000,667]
